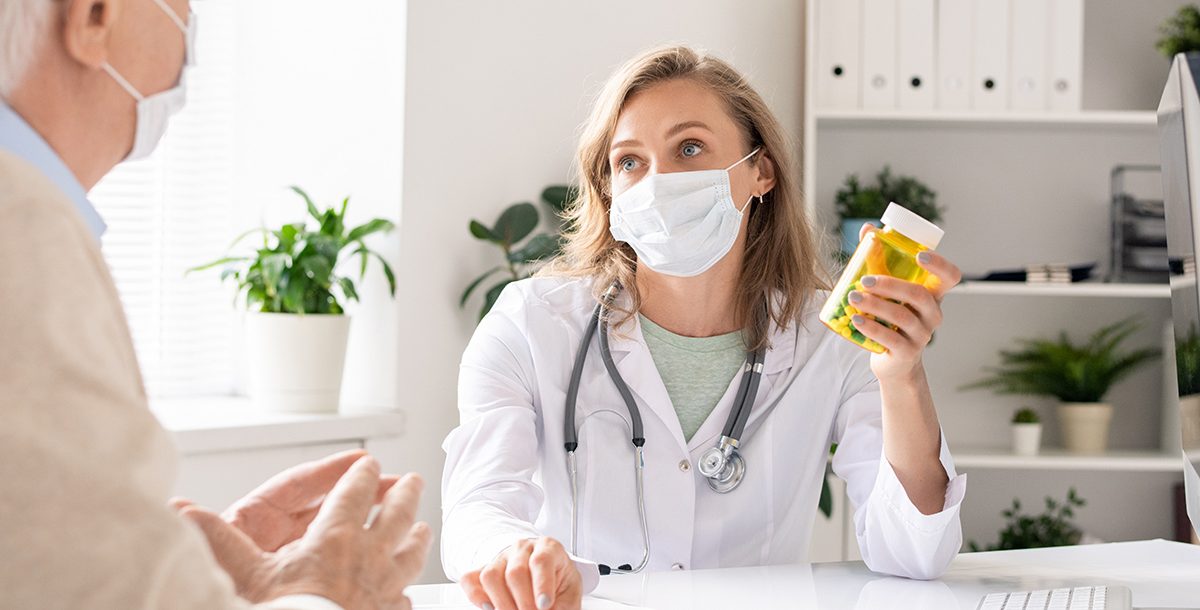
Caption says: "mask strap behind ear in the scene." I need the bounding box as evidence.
[725,147,761,171]
[737,194,763,214]
[101,63,146,101]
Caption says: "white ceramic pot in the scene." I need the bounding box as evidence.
[1181,394,1200,449]
[244,312,351,414]
[1057,402,1113,454]
[1011,423,1042,457]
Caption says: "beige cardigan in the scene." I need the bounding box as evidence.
[0,150,315,609]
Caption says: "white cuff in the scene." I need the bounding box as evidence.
[873,451,967,533]
[567,553,602,595]
[258,594,343,610]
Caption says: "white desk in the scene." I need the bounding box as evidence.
[408,540,1200,610]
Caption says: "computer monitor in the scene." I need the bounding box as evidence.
[1159,52,1200,540]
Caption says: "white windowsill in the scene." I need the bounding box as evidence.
[152,396,406,455]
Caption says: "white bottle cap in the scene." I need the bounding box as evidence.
[881,202,944,249]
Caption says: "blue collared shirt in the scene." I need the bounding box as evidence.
[0,102,106,239]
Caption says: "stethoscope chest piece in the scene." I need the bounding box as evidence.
[697,441,747,494]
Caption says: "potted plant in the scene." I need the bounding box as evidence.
[968,488,1087,551]
[461,185,574,320]
[963,317,1160,454]
[1011,407,1042,457]
[191,186,396,413]
[834,166,941,255]
[1157,5,1200,60]
[1176,322,1200,449]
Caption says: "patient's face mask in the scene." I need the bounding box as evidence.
[609,148,760,277]
[101,0,196,161]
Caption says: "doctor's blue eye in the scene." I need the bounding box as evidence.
[618,157,638,172]
[680,141,703,158]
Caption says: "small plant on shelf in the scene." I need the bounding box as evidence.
[961,317,1159,404]
[1012,407,1040,424]
[1157,4,1200,60]
[969,488,1087,552]
[835,166,942,225]
[1176,322,1200,397]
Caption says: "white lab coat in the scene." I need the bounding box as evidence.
[441,277,966,594]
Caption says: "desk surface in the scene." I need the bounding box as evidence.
[409,539,1200,610]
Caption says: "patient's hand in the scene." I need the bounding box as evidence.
[180,456,431,609]
[170,449,397,551]
[460,537,582,610]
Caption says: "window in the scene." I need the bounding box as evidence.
[90,0,237,398]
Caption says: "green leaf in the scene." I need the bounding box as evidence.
[493,203,539,246]
[541,185,577,214]
[374,253,396,296]
[298,255,333,286]
[346,218,395,243]
[186,256,250,274]
[290,185,322,222]
[228,227,269,249]
[469,219,497,242]
[461,266,503,307]
[282,274,306,313]
[338,277,360,303]
[508,233,560,263]
[480,279,514,321]
[818,474,833,518]
[261,252,290,296]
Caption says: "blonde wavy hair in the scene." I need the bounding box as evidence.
[542,45,830,351]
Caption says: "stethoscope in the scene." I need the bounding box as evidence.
[563,282,766,575]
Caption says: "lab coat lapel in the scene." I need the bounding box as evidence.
[686,319,802,451]
[605,315,691,453]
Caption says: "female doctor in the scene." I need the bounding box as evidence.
[441,45,966,610]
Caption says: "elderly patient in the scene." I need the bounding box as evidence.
[0,1,429,609]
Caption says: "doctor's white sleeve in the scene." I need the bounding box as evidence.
[829,348,967,580]
[440,287,600,593]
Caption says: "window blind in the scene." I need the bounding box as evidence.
[90,0,236,398]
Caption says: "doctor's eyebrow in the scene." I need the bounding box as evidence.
[609,120,714,152]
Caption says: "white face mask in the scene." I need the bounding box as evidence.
[101,0,196,161]
[609,147,760,277]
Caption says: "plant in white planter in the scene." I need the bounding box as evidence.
[834,167,942,256]
[1010,408,1042,457]
[191,186,396,413]
[963,318,1160,454]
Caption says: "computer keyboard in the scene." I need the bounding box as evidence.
[977,585,1131,610]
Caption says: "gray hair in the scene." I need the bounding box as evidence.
[0,0,55,98]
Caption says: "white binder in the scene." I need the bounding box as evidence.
[971,0,1010,111]
[1009,0,1048,111]
[1048,0,1084,112]
[937,0,973,111]
[861,0,897,109]
[816,0,862,109]
[897,0,936,110]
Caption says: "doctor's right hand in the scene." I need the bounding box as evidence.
[460,537,582,610]
[180,456,432,610]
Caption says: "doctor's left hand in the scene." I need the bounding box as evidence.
[169,449,399,552]
[849,224,962,383]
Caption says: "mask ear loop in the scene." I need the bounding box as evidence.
[725,147,762,171]
[737,194,761,215]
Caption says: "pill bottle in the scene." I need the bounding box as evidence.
[819,202,945,354]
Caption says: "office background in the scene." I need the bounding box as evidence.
[94,0,1196,584]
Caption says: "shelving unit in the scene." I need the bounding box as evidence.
[952,281,1170,299]
[953,447,1180,472]
[802,0,1191,561]
[813,109,1157,130]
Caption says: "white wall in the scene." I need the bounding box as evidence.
[398,0,805,583]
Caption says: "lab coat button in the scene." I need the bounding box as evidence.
[671,563,685,571]
[678,459,691,472]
